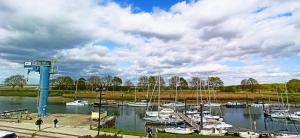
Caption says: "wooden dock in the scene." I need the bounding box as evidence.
[174,112,201,131]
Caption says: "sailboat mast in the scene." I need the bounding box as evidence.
[134,84,137,102]
[200,79,203,104]
[175,76,178,105]
[208,78,211,113]
[75,79,78,100]
[196,78,199,107]
[158,73,161,112]
[135,73,137,102]
[285,82,289,111]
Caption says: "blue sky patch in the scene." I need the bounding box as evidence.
[255,6,268,13]
[113,0,187,12]
[96,41,121,51]
[223,60,245,67]
[277,12,293,17]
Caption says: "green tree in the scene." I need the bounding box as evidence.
[241,79,248,89]
[247,78,259,93]
[208,77,224,89]
[4,75,27,88]
[287,79,300,93]
[179,77,188,88]
[112,76,122,86]
[149,76,165,88]
[77,78,86,90]
[88,76,101,91]
[53,76,74,90]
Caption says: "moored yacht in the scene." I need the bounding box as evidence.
[66,100,88,106]
[289,111,300,121]
[225,102,247,108]
[162,101,185,108]
[127,100,152,107]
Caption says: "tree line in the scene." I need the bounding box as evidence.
[2,74,300,93]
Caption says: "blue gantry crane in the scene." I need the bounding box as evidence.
[24,60,57,117]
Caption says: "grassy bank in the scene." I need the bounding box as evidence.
[99,128,237,138]
[62,91,300,103]
[1,87,300,103]
[0,88,71,97]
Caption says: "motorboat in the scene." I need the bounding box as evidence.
[239,131,259,138]
[162,101,185,108]
[225,102,247,108]
[127,100,152,107]
[164,127,194,134]
[251,101,271,108]
[289,111,300,121]
[66,100,88,106]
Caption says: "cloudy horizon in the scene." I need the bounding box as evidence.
[0,0,300,85]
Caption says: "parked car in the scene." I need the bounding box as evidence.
[0,131,18,138]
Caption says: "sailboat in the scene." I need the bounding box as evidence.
[66,79,88,106]
[162,76,184,108]
[204,79,221,107]
[270,83,290,119]
[127,85,152,107]
[239,105,259,138]
[289,111,300,121]
[144,74,182,124]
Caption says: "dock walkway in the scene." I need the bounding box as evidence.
[174,112,201,131]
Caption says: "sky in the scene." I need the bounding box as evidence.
[0,0,300,85]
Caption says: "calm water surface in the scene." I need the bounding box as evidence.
[0,96,299,133]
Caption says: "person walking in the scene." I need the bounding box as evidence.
[53,118,58,128]
[35,118,43,130]
[147,127,153,138]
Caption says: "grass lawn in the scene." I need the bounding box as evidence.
[99,128,238,138]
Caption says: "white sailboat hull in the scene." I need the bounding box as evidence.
[127,102,151,107]
[165,127,194,134]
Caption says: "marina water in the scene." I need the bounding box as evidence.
[0,96,299,133]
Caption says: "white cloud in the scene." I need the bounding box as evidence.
[0,0,300,85]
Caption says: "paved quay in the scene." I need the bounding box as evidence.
[0,113,145,138]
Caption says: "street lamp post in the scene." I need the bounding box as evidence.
[96,87,106,136]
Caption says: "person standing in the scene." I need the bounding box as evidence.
[53,118,58,128]
[35,118,43,130]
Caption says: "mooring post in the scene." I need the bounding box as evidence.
[184,98,187,116]
[121,94,124,105]
[200,103,203,130]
